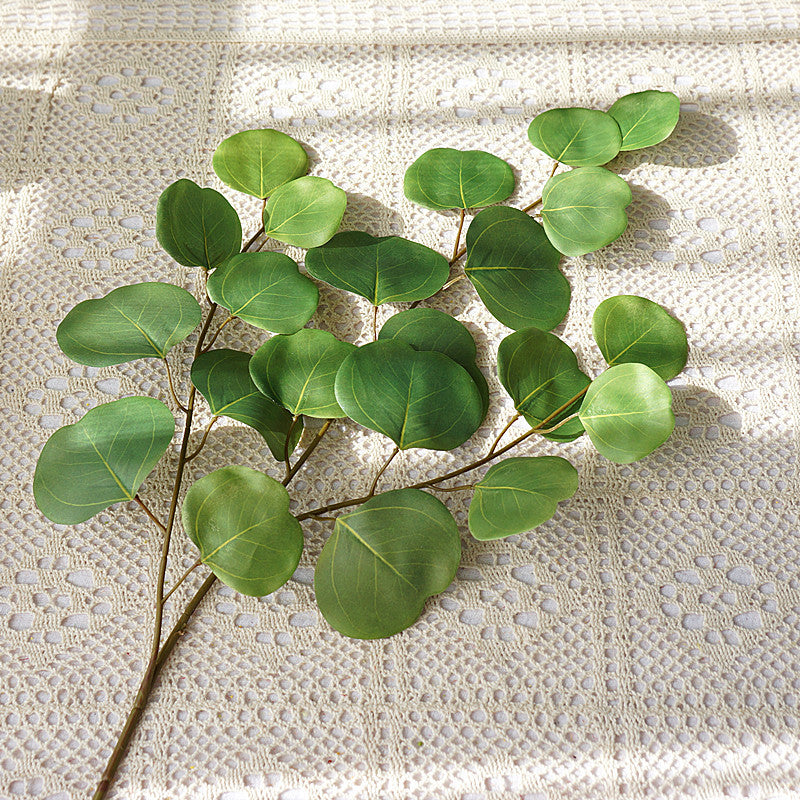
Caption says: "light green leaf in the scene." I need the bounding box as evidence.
[56,282,201,367]
[579,362,675,463]
[250,329,355,418]
[464,206,569,331]
[469,456,578,541]
[206,251,318,333]
[378,307,489,417]
[212,128,308,199]
[497,327,590,442]
[305,231,449,305]
[156,178,242,270]
[33,397,174,524]
[541,166,632,257]
[314,488,461,639]
[527,107,622,166]
[190,349,302,460]
[403,148,515,210]
[334,339,483,450]
[263,176,346,248]
[608,90,680,151]
[593,295,688,380]
[182,465,303,596]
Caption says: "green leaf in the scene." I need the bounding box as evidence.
[541,166,632,257]
[497,327,590,442]
[182,465,303,596]
[33,397,174,524]
[378,307,489,417]
[592,295,688,381]
[263,176,346,248]
[579,362,675,463]
[334,339,483,450]
[212,128,308,199]
[314,488,461,639]
[469,456,578,541]
[464,206,569,331]
[608,90,680,151]
[206,251,318,333]
[527,108,622,166]
[305,231,449,305]
[56,282,201,367]
[250,329,356,418]
[156,178,242,270]
[190,349,302,460]
[403,148,515,210]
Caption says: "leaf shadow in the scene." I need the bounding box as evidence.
[340,192,405,236]
[625,183,675,232]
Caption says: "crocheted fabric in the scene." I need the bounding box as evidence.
[2,2,799,798]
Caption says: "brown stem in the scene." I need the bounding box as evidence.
[284,415,300,481]
[162,557,203,604]
[201,314,235,353]
[134,495,167,533]
[488,411,521,454]
[372,305,378,341]
[367,445,399,498]
[185,416,218,462]
[284,419,333,484]
[163,358,188,413]
[452,208,466,263]
[429,483,474,493]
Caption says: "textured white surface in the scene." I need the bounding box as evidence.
[2,2,800,799]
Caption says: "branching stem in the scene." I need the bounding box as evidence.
[162,557,203,604]
[185,416,219,462]
[163,358,188,413]
[134,495,166,533]
[368,446,400,498]
[202,314,235,352]
[489,411,521,454]
[284,420,333,484]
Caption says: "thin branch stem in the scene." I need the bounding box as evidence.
[284,419,333,484]
[429,484,474,493]
[372,304,378,341]
[452,208,466,263]
[163,359,188,413]
[442,274,465,291]
[134,495,167,533]
[241,200,267,251]
[185,416,219,462]
[489,411,521,454]
[521,161,558,213]
[367,446,399,498]
[536,411,579,435]
[162,558,203,604]
[201,314,235,353]
[284,415,301,481]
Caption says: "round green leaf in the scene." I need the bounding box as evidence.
[527,108,622,166]
[378,307,489,417]
[314,488,461,639]
[403,148,515,210]
[608,90,680,151]
[56,282,201,367]
[464,206,569,331]
[191,349,302,461]
[497,327,590,442]
[469,456,578,541]
[579,362,675,464]
[206,251,318,333]
[263,176,346,248]
[212,129,308,199]
[182,465,302,597]
[593,295,688,380]
[541,166,632,257]
[305,231,449,305]
[250,329,356,419]
[334,339,483,450]
[156,178,242,270]
[33,397,174,524]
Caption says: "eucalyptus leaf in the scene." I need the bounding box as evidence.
[191,349,302,460]
[579,362,675,463]
[264,176,346,248]
[250,329,356,418]
[56,282,201,367]
[212,128,308,198]
[527,107,622,166]
[156,178,242,270]
[182,465,303,596]
[608,90,680,151]
[33,397,174,524]
[206,251,318,333]
[314,488,461,639]
[305,231,449,305]
[593,295,688,380]
[497,327,590,442]
[469,456,578,541]
[464,206,569,331]
[378,307,489,417]
[403,148,515,210]
[541,166,632,257]
[334,340,483,450]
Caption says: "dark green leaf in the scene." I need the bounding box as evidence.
[403,148,515,210]
[314,488,461,639]
[33,397,174,524]
[608,90,680,151]
[305,231,449,305]
[182,465,303,596]
[56,282,201,367]
[527,107,621,166]
[464,206,569,331]
[334,340,484,450]
[469,456,578,540]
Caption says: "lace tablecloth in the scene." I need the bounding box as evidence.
[2,2,800,798]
